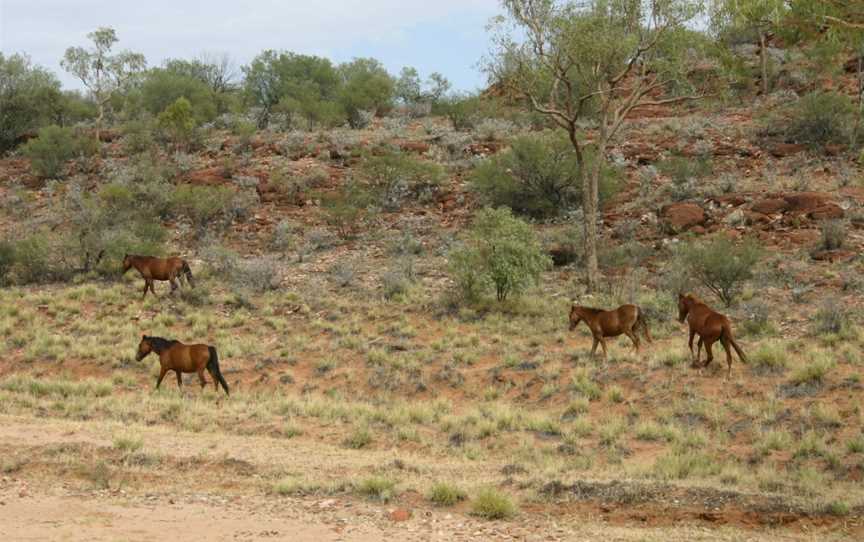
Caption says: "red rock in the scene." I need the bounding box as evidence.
[713,194,747,207]
[398,141,430,154]
[186,168,231,186]
[811,249,856,263]
[690,225,706,235]
[769,143,806,158]
[388,508,412,522]
[744,211,771,225]
[661,202,705,233]
[784,192,829,212]
[808,204,844,220]
[751,198,787,215]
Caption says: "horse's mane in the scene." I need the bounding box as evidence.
[145,336,178,353]
[571,305,603,315]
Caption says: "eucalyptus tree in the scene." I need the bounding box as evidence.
[484,0,708,291]
[62,27,146,141]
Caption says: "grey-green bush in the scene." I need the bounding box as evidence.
[22,125,93,179]
[471,133,618,218]
[449,207,551,302]
[677,236,763,307]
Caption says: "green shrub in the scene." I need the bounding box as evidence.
[676,237,763,306]
[470,487,517,520]
[749,341,787,374]
[21,125,91,179]
[812,299,854,338]
[8,234,55,284]
[0,53,65,152]
[438,94,500,131]
[157,97,197,150]
[448,208,551,302]
[471,134,618,218]
[0,241,14,282]
[814,219,847,252]
[320,181,373,239]
[138,68,217,124]
[169,184,235,234]
[343,426,373,449]
[359,151,445,211]
[356,476,395,502]
[428,482,468,506]
[780,92,856,150]
[122,119,155,155]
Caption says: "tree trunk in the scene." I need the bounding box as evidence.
[95,100,105,144]
[583,150,603,292]
[759,31,769,96]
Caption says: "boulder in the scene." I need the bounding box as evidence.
[744,211,771,225]
[751,198,787,215]
[769,143,806,158]
[784,192,830,213]
[661,202,705,233]
[388,508,412,522]
[723,208,745,226]
[186,168,231,186]
[811,249,857,263]
[807,203,844,221]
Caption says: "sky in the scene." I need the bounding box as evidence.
[0,0,501,92]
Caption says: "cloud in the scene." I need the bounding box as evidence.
[0,0,499,90]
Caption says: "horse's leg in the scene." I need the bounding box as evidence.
[687,329,696,360]
[175,370,182,390]
[170,277,179,295]
[625,330,640,352]
[720,335,733,377]
[696,338,703,366]
[599,337,609,361]
[590,337,599,358]
[197,368,207,390]
[155,368,167,391]
[150,280,157,297]
[703,340,715,368]
[142,280,150,299]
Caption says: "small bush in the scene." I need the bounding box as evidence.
[356,476,395,502]
[428,482,468,506]
[749,341,788,374]
[677,237,763,306]
[320,181,373,239]
[812,299,852,336]
[122,119,156,155]
[22,125,91,179]
[448,208,551,302]
[7,234,56,284]
[470,487,517,520]
[814,220,847,252]
[157,97,198,150]
[471,134,618,219]
[359,151,445,211]
[780,92,856,150]
[343,426,373,449]
[168,184,235,234]
[790,356,835,386]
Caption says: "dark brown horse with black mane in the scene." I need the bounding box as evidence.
[569,303,652,359]
[136,335,229,395]
[678,293,747,376]
[123,255,194,298]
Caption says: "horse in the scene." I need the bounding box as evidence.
[677,293,747,376]
[569,303,652,360]
[122,254,194,299]
[135,335,229,395]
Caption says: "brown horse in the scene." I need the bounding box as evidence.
[136,335,229,395]
[678,293,747,376]
[122,254,194,298]
[569,304,652,359]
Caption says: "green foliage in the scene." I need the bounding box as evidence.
[121,119,155,155]
[168,184,235,233]
[0,53,64,152]
[777,92,857,150]
[449,208,551,302]
[138,68,217,123]
[4,234,56,284]
[470,487,517,520]
[428,482,468,506]
[337,58,394,128]
[471,133,618,218]
[320,181,373,239]
[359,151,445,210]
[157,97,197,149]
[356,476,395,502]
[438,93,500,131]
[677,236,763,306]
[243,50,343,128]
[21,125,93,179]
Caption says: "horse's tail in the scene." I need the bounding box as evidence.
[722,322,747,363]
[182,260,195,288]
[207,346,229,396]
[636,306,652,343]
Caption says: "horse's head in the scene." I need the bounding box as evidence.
[677,293,692,323]
[569,305,583,331]
[136,335,153,361]
[122,254,132,274]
